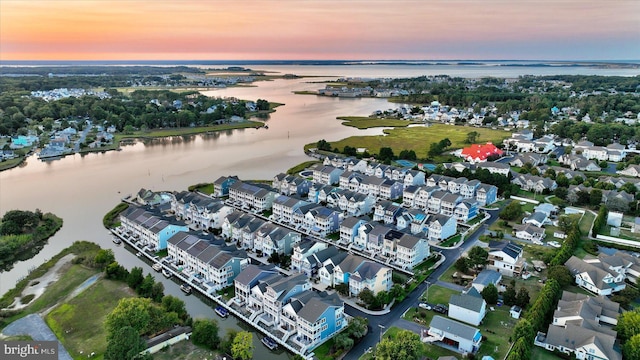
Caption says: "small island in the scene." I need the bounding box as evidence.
[0,209,63,271]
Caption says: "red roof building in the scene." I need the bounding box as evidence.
[460,142,503,162]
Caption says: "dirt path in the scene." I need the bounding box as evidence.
[2,253,76,311]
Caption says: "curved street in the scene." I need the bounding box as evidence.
[342,207,501,360]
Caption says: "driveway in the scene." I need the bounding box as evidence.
[1,314,73,360]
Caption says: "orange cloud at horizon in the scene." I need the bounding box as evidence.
[1,0,639,61]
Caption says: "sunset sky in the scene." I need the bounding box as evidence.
[1,0,639,61]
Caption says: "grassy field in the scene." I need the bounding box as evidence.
[152,340,216,360]
[306,124,510,159]
[287,160,321,175]
[188,183,215,195]
[531,347,565,360]
[45,278,134,359]
[336,116,415,129]
[421,284,459,305]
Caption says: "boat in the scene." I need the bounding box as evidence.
[180,284,192,294]
[262,336,278,350]
[152,263,162,272]
[112,237,122,245]
[214,306,228,318]
[136,252,143,257]
[162,269,172,278]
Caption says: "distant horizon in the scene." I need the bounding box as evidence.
[2,59,640,65]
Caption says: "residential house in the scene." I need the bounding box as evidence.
[394,233,430,270]
[233,264,278,305]
[428,316,482,354]
[171,191,233,230]
[428,214,457,242]
[535,291,622,360]
[471,269,502,293]
[272,195,312,224]
[373,201,404,224]
[312,165,344,185]
[513,223,545,244]
[486,241,525,277]
[454,201,479,223]
[403,170,426,188]
[379,179,404,200]
[448,292,487,326]
[272,173,311,196]
[339,217,368,246]
[402,185,421,208]
[440,193,463,217]
[295,292,346,350]
[213,176,239,197]
[119,206,189,251]
[476,184,498,206]
[476,162,510,176]
[617,164,640,177]
[228,181,277,211]
[255,224,301,257]
[291,241,328,274]
[564,256,626,296]
[523,211,549,228]
[348,261,393,297]
[459,180,481,199]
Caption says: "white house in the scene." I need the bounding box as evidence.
[427,316,482,354]
[448,292,487,326]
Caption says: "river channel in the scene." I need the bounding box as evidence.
[1,64,638,358]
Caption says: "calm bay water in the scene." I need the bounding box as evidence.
[0,64,637,356]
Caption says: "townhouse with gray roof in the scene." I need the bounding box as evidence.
[448,292,487,326]
[535,291,622,360]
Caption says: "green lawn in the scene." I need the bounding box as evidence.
[337,116,415,129]
[477,307,519,359]
[188,183,215,195]
[440,234,462,247]
[531,347,565,360]
[45,278,134,359]
[287,160,321,175]
[421,284,459,305]
[305,124,510,159]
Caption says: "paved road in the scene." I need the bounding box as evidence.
[2,314,73,360]
[342,208,501,360]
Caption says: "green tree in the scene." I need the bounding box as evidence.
[515,287,531,308]
[346,317,368,339]
[150,281,165,303]
[94,249,115,269]
[138,273,155,298]
[589,189,603,207]
[192,319,220,350]
[231,331,254,360]
[358,288,376,308]
[481,283,499,305]
[499,201,523,221]
[161,295,188,321]
[503,284,517,306]
[468,246,489,268]
[127,266,144,290]
[617,308,640,342]
[334,333,354,351]
[104,326,149,360]
[106,297,152,336]
[219,329,238,355]
[624,333,640,360]
[466,131,480,144]
[375,329,421,360]
[454,257,471,273]
[547,265,574,287]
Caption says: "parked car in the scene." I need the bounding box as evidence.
[434,304,448,314]
[418,303,431,310]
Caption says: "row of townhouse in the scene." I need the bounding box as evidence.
[535,291,622,360]
[338,171,405,200]
[170,191,234,230]
[233,267,347,351]
[271,196,343,236]
[564,252,636,296]
[567,184,636,209]
[574,140,627,162]
[340,219,435,269]
[228,181,277,212]
[511,173,558,193]
[221,210,302,257]
[558,154,602,172]
[272,173,313,197]
[425,174,498,206]
[503,133,556,154]
[290,239,394,295]
[119,206,189,252]
[322,157,427,185]
[212,175,240,197]
[166,231,249,291]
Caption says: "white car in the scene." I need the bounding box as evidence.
[547,241,561,248]
[418,303,431,310]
